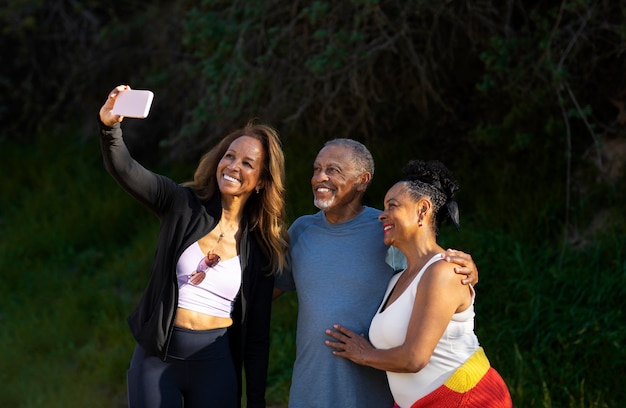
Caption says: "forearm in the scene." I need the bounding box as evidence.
[99,121,134,181]
[98,120,162,210]
[350,345,428,374]
[326,324,431,373]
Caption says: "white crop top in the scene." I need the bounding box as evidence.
[176,242,242,318]
[369,254,480,407]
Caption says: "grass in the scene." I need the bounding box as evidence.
[1,130,624,407]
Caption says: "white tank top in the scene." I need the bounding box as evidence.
[176,242,242,318]
[369,254,480,407]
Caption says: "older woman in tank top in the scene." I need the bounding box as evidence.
[325,159,512,407]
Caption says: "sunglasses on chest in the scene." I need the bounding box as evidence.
[188,252,221,285]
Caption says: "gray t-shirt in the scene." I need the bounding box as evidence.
[276,207,403,407]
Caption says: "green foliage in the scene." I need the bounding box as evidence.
[0,130,157,407]
[438,225,626,408]
[178,1,500,148]
[476,0,623,150]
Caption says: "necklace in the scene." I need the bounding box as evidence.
[215,219,236,245]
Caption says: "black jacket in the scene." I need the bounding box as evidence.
[99,121,274,407]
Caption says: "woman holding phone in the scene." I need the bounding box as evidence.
[98,85,289,407]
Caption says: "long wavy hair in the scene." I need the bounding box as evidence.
[183,121,289,273]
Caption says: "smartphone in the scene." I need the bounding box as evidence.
[112,89,154,118]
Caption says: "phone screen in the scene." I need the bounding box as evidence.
[112,90,154,118]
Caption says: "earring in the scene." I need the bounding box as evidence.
[256,189,260,194]
[418,220,423,227]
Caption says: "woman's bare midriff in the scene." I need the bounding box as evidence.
[174,307,233,330]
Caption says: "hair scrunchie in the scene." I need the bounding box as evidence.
[446,199,460,231]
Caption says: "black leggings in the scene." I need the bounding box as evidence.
[127,327,237,408]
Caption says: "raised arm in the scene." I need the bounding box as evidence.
[98,85,174,214]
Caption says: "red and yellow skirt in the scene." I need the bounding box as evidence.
[393,347,512,408]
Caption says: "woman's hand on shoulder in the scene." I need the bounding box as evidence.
[99,85,129,127]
